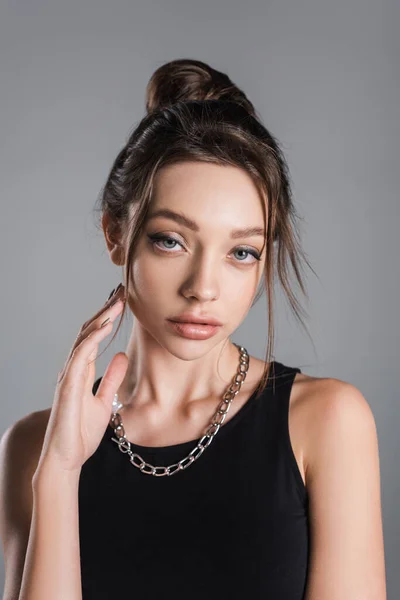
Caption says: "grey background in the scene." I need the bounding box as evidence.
[0,0,398,597]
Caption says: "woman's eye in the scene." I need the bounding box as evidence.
[147,234,261,264]
[232,248,261,263]
[148,234,183,252]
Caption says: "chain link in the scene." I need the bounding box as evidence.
[109,343,249,476]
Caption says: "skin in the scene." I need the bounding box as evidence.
[0,161,386,599]
[100,160,387,597]
[101,161,273,446]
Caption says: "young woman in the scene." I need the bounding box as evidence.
[1,59,386,600]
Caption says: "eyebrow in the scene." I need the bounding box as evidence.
[146,208,265,239]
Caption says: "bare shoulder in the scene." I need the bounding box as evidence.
[3,407,51,451]
[289,371,377,488]
[0,408,52,493]
[0,409,52,599]
[289,372,386,597]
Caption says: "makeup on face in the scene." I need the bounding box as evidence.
[166,319,222,340]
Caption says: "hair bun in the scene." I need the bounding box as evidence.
[145,58,256,116]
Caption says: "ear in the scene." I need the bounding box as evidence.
[101,211,126,266]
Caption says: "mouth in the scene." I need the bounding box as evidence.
[166,319,222,340]
[168,314,223,327]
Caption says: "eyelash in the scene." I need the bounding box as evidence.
[147,234,262,264]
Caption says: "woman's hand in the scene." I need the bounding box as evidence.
[35,284,129,476]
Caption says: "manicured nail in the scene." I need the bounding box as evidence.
[110,296,123,307]
[107,288,115,301]
[100,317,111,328]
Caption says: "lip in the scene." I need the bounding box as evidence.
[168,313,223,326]
[166,319,222,340]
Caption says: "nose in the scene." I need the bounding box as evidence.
[180,254,220,302]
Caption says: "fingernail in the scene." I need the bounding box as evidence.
[110,295,123,307]
[100,317,111,328]
[107,288,116,301]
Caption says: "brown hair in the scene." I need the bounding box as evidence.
[95,58,317,396]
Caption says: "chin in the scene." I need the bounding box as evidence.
[159,331,226,361]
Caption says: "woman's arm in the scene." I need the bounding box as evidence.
[0,412,83,600]
[20,461,83,600]
[303,379,386,600]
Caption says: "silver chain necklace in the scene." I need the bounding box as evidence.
[109,343,250,476]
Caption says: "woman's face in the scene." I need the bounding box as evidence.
[125,161,267,357]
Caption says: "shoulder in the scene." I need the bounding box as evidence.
[291,372,378,488]
[290,373,386,596]
[1,408,51,448]
[0,408,51,480]
[0,409,53,599]
[0,409,52,539]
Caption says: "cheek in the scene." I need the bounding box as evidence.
[229,288,255,317]
[225,275,261,319]
[130,256,178,300]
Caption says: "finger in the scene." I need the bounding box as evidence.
[57,323,111,386]
[95,352,129,411]
[63,320,114,384]
[81,297,125,340]
[81,285,125,331]
[62,298,124,377]
[57,323,106,386]
[57,288,125,387]
[85,299,124,365]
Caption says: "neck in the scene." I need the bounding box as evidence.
[115,322,251,415]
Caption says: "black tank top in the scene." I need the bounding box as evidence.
[78,360,309,599]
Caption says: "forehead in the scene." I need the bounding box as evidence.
[151,161,266,227]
